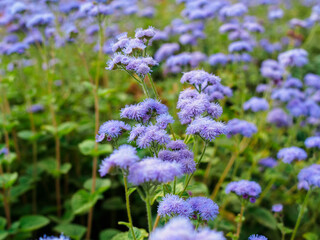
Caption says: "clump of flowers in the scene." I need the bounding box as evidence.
[225,180,261,203]
[248,234,268,240]
[298,164,320,190]
[277,147,307,164]
[226,119,257,138]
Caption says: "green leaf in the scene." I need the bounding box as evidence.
[54,223,86,240]
[129,228,148,240]
[100,229,121,240]
[17,130,40,141]
[71,190,101,215]
[0,153,16,166]
[19,215,50,232]
[0,230,8,240]
[247,207,277,230]
[42,125,57,135]
[84,178,111,194]
[277,223,292,234]
[127,188,136,197]
[60,163,72,174]
[303,232,318,240]
[57,122,78,137]
[78,140,112,156]
[0,172,18,189]
[39,159,71,177]
[111,232,129,240]
[0,218,6,230]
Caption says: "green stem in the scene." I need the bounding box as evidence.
[257,178,276,205]
[147,73,159,100]
[235,202,245,240]
[290,189,312,240]
[123,175,137,240]
[145,193,153,233]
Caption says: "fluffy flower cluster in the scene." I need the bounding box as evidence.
[267,108,292,127]
[277,147,307,164]
[298,164,320,190]
[180,70,221,92]
[260,59,284,81]
[248,235,268,240]
[39,234,70,240]
[305,136,320,149]
[225,180,261,202]
[158,141,196,174]
[259,157,278,168]
[99,145,139,176]
[278,48,308,67]
[96,120,131,142]
[150,217,226,240]
[186,116,228,142]
[127,157,183,185]
[177,89,223,124]
[272,204,283,212]
[243,97,269,112]
[158,195,219,221]
[226,119,257,137]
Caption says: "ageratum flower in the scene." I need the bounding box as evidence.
[39,234,70,240]
[277,147,307,164]
[5,42,29,55]
[158,194,193,218]
[243,22,265,33]
[228,41,253,53]
[131,125,170,148]
[243,97,269,112]
[196,228,226,240]
[166,140,187,150]
[284,77,303,88]
[135,26,156,40]
[9,2,27,15]
[99,145,139,176]
[128,157,183,185]
[0,147,8,155]
[96,120,131,142]
[305,136,320,149]
[226,119,257,137]
[27,104,44,113]
[278,49,308,67]
[298,164,320,190]
[304,73,320,89]
[219,3,248,18]
[271,88,304,102]
[204,84,233,101]
[248,234,268,240]
[180,70,221,91]
[259,157,278,168]
[226,180,261,202]
[121,98,168,123]
[208,53,229,66]
[156,113,174,129]
[150,217,196,240]
[154,43,180,62]
[267,108,292,127]
[187,197,219,221]
[268,8,284,20]
[26,13,54,28]
[256,84,272,93]
[260,59,284,80]
[186,116,228,141]
[272,204,283,212]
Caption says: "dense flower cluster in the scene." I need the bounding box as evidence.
[277,147,307,164]
[39,234,70,240]
[298,164,320,190]
[226,180,261,202]
[226,119,257,137]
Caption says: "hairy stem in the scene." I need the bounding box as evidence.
[123,175,137,240]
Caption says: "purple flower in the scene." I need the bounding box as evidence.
[267,108,292,127]
[298,164,320,190]
[304,73,320,89]
[150,217,196,240]
[187,197,219,221]
[158,194,193,218]
[96,120,131,142]
[0,147,8,156]
[167,140,187,150]
[27,104,44,113]
[305,136,320,149]
[135,27,156,40]
[134,125,170,149]
[271,88,304,102]
[186,116,228,141]
[244,22,264,33]
[226,119,257,137]
[228,41,253,53]
[248,234,268,240]
[39,234,70,240]
[268,8,284,20]
[156,114,174,129]
[243,97,269,112]
[278,49,308,67]
[128,157,183,185]
[219,3,248,18]
[256,84,272,93]
[99,145,139,176]
[259,157,278,168]
[204,84,233,101]
[284,77,303,88]
[154,43,180,62]
[181,70,220,91]
[272,204,283,212]
[226,180,261,199]
[260,59,284,80]
[208,53,229,66]
[277,147,307,164]
[26,13,54,28]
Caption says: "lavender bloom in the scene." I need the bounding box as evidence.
[256,84,272,93]
[155,43,180,62]
[272,204,283,212]
[39,234,70,240]
[99,145,139,176]
[277,147,307,164]
[195,228,226,240]
[228,41,253,53]
[287,99,308,117]
[305,136,320,149]
[259,157,278,168]
[267,108,292,127]
[135,27,156,40]
[128,157,183,185]
[96,120,131,142]
[26,13,54,28]
[244,22,264,33]
[271,88,304,102]
[208,53,229,66]
[243,97,269,112]
[278,49,308,67]
[226,119,257,138]
[0,147,8,156]
[181,70,220,91]
[150,217,196,240]
[187,197,219,221]
[226,180,261,200]
[268,8,284,20]
[167,140,187,150]
[248,235,268,240]
[204,84,233,101]
[135,125,171,149]
[219,3,248,18]
[260,59,284,80]
[9,2,27,15]
[298,164,320,190]
[5,42,29,55]
[219,23,240,33]
[304,73,320,89]
[186,116,228,141]
[158,194,193,218]
[156,113,174,129]
[284,77,303,88]
[27,104,44,113]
